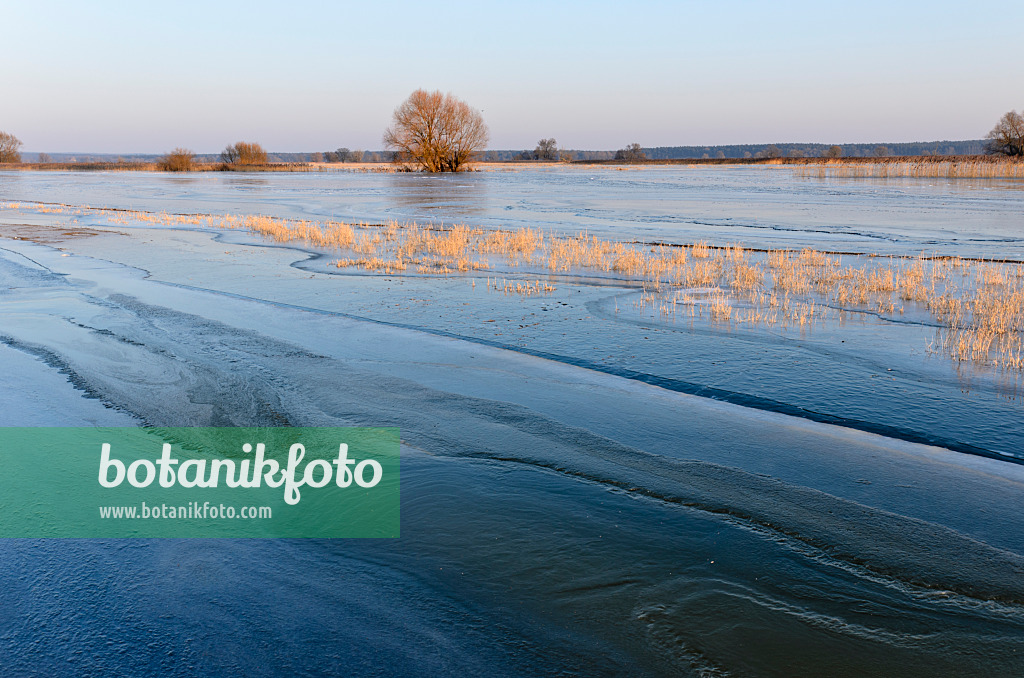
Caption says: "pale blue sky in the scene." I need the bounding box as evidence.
[2,1,1021,153]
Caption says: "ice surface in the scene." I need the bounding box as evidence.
[3,169,1024,676]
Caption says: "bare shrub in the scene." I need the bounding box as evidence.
[221,141,268,165]
[159,148,196,172]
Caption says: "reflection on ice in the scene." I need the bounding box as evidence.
[384,172,489,217]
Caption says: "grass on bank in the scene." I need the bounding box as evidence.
[4,154,1024,178]
[795,156,1024,179]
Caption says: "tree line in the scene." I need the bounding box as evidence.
[642,140,989,160]
[3,105,1022,169]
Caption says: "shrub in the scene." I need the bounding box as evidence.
[221,141,268,165]
[159,148,196,172]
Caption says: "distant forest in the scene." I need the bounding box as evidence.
[640,140,987,160]
[448,139,988,161]
[26,139,987,164]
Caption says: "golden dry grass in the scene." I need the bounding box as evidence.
[3,199,1022,372]
[797,157,1024,179]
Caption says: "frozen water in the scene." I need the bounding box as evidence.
[2,168,1024,676]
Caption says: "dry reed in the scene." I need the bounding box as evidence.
[797,157,1024,180]
[4,199,1022,372]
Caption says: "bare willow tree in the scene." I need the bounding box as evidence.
[0,131,23,163]
[534,138,558,161]
[986,110,1024,156]
[221,141,268,165]
[383,90,489,172]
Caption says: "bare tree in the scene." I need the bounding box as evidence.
[873,145,891,157]
[822,145,843,159]
[986,110,1024,156]
[159,148,196,172]
[0,131,23,163]
[755,145,782,159]
[534,138,558,161]
[37,152,52,163]
[221,141,267,165]
[383,90,489,172]
[615,143,646,161]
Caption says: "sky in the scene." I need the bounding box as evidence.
[2,0,1022,153]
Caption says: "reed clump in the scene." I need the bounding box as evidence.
[477,227,544,261]
[487,277,556,296]
[335,257,407,274]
